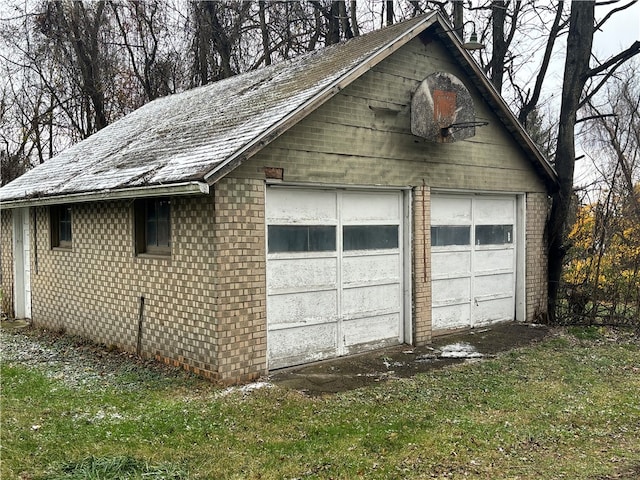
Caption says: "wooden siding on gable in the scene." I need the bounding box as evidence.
[233,36,545,194]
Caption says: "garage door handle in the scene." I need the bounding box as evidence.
[474,298,479,306]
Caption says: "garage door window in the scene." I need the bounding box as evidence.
[343,225,398,250]
[431,226,470,247]
[475,224,513,245]
[268,225,336,253]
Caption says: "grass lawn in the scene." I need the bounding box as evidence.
[1,326,639,479]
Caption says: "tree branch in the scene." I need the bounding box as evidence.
[580,43,640,108]
[587,40,640,78]
[594,0,638,31]
[575,113,617,124]
[518,1,565,125]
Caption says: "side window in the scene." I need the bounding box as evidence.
[135,198,171,255]
[50,205,72,249]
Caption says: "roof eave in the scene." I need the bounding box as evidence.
[0,181,210,209]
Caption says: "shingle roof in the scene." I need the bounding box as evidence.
[0,12,556,206]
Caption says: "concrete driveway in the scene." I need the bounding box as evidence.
[268,322,549,396]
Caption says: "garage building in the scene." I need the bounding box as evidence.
[0,12,556,383]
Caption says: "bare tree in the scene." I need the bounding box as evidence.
[547,1,640,321]
[563,67,640,325]
[584,62,640,217]
[110,0,178,104]
[35,1,111,134]
[309,1,354,46]
[189,1,248,85]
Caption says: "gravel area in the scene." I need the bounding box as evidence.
[0,322,195,391]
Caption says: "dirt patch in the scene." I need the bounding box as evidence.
[268,322,550,396]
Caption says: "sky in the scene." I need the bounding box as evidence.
[573,1,640,190]
[594,0,640,58]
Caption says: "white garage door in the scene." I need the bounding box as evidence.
[266,187,404,369]
[431,195,516,331]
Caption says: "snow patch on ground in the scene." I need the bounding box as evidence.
[220,381,273,397]
[439,342,484,358]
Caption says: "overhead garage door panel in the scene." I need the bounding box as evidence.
[432,251,471,279]
[268,324,338,369]
[268,290,338,326]
[474,198,515,224]
[432,303,471,330]
[474,272,514,296]
[475,297,514,324]
[342,192,401,222]
[343,313,401,353]
[342,283,401,317]
[474,249,513,274]
[431,196,472,225]
[267,188,404,369]
[342,253,400,285]
[432,195,516,331]
[432,277,471,306]
[266,188,337,223]
[267,257,337,291]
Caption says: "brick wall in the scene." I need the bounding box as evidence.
[28,195,220,379]
[1,210,14,317]
[412,183,432,345]
[526,192,550,322]
[212,177,267,383]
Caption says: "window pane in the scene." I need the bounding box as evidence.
[431,226,470,246]
[268,225,336,253]
[157,218,170,247]
[158,199,170,221]
[61,206,71,223]
[146,215,157,247]
[156,200,171,247]
[60,220,71,242]
[343,225,398,250]
[475,224,513,245]
[58,206,72,244]
[308,226,336,251]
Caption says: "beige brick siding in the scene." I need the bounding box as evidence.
[412,183,432,345]
[526,192,550,322]
[212,177,267,383]
[28,196,221,379]
[1,210,14,317]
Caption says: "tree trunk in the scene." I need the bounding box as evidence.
[452,1,463,39]
[547,1,595,321]
[350,0,359,36]
[338,1,353,39]
[327,1,340,44]
[258,1,271,66]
